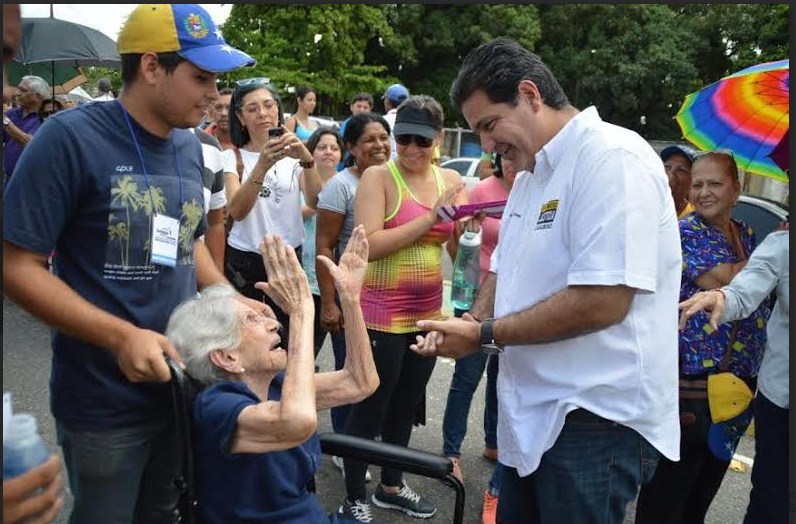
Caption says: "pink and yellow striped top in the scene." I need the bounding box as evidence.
[361,161,454,333]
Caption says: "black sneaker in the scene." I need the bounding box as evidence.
[338,498,374,523]
[371,482,436,518]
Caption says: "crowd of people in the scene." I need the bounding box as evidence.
[3,4,788,524]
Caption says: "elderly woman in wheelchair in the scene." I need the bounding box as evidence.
[166,225,380,524]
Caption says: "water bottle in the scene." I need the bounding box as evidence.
[450,228,482,312]
[3,413,50,479]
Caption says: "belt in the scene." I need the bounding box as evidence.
[679,378,708,400]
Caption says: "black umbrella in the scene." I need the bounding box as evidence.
[12,16,120,92]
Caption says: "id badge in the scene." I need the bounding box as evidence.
[150,214,180,267]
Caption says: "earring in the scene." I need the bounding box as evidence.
[239,367,246,374]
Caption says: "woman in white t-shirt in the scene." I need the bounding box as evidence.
[222,78,323,339]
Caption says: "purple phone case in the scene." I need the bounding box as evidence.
[437,199,508,222]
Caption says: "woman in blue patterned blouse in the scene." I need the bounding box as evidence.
[636,151,771,524]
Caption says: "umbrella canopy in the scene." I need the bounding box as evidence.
[768,128,788,173]
[675,58,789,183]
[14,17,120,68]
[6,61,88,95]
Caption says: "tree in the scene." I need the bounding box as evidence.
[536,4,702,140]
[367,5,542,126]
[221,4,395,118]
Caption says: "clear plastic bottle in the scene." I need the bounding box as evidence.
[3,413,50,479]
[450,228,482,312]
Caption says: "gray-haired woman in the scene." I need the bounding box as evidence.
[166,226,379,523]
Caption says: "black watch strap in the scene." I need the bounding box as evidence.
[480,318,497,346]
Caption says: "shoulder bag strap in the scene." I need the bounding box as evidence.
[233,146,244,181]
[717,321,741,372]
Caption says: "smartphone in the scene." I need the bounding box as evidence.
[268,127,284,139]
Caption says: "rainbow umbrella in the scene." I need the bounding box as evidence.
[675,58,789,182]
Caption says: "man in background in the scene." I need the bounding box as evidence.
[3,74,49,182]
[92,77,115,101]
[338,91,374,170]
[660,144,696,219]
[204,86,234,151]
[381,83,409,161]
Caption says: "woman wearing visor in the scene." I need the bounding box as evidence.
[336,95,466,522]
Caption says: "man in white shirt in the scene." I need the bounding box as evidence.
[411,37,681,524]
[92,78,114,101]
[381,83,408,161]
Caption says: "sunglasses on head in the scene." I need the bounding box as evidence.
[395,134,435,148]
[235,77,271,88]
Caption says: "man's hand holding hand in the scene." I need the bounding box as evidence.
[411,312,481,359]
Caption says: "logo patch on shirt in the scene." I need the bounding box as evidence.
[535,199,559,230]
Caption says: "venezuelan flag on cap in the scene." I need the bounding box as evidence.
[117,4,255,74]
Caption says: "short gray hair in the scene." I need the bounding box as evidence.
[21,76,51,98]
[166,285,243,385]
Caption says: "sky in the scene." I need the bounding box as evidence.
[20,4,233,41]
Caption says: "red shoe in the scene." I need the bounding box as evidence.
[482,490,498,524]
[483,447,498,462]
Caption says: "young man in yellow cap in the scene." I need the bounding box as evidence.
[3,5,257,522]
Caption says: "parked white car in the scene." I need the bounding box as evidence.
[440,156,482,191]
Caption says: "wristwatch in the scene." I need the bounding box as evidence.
[480,318,504,355]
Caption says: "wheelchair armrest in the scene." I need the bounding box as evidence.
[318,432,453,480]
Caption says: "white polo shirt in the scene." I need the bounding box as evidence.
[492,106,681,477]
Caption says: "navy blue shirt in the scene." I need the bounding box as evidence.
[3,100,206,430]
[193,376,328,523]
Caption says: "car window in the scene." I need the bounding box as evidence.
[732,200,786,244]
[442,160,472,178]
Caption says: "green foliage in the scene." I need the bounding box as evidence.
[213,3,787,140]
[536,4,704,140]
[368,5,542,126]
[220,4,394,118]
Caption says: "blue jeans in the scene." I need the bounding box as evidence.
[56,418,181,524]
[497,409,660,524]
[743,392,788,524]
[442,308,498,456]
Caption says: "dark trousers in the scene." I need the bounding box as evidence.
[309,293,350,433]
[743,392,788,524]
[224,244,301,342]
[342,329,437,501]
[635,396,733,524]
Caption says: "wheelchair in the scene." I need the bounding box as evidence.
[167,358,465,524]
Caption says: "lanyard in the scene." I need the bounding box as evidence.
[119,103,184,213]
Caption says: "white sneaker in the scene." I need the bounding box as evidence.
[332,455,372,482]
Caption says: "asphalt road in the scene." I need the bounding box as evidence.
[3,291,754,524]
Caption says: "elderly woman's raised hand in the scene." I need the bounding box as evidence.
[317,224,369,300]
[255,235,312,315]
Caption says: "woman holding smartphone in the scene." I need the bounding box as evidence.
[222,78,323,339]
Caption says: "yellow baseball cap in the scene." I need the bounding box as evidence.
[707,372,754,423]
[117,4,255,74]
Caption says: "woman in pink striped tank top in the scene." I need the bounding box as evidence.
[335,95,467,520]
